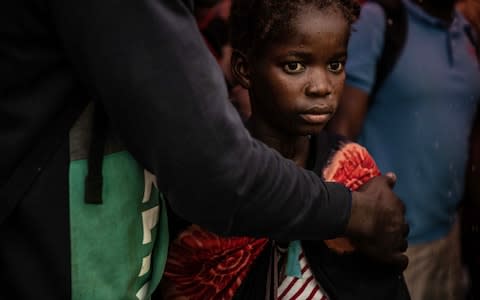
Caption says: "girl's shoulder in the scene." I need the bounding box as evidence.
[313,132,380,191]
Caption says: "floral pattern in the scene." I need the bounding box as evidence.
[323,142,381,253]
[323,143,380,190]
[163,225,268,300]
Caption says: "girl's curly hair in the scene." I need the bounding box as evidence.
[230,0,360,56]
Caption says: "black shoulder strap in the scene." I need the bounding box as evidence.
[369,0,408,100]
[0,97,87,224]
[84,101,107,204]
[465,26,480,62]
[310,132,347,176]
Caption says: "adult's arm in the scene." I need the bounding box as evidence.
[47,1,409,264]
[47,0,351,241]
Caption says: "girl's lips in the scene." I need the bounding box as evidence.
[300,113,331,124]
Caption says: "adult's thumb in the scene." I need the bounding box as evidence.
[384,172,397,188]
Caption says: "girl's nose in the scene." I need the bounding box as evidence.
[305,70,332,98]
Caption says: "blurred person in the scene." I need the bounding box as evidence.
[195,0,230,61]
[195,0,252,120]
[161,0,409,299]
[194,0,251,121]
[330,0,480,299]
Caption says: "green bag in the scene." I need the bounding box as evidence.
[69,103,169,300]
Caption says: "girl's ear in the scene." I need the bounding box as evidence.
[231,50,251,89]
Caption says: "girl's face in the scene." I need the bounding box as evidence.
[249,6,350,137]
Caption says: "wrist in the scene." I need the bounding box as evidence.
[345,190,374,240]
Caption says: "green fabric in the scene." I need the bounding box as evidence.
[69,151,168,300]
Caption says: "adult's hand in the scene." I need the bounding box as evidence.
[346,173,409,271]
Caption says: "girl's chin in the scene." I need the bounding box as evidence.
[298,125,325,137]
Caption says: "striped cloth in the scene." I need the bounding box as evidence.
[277,250,327,300]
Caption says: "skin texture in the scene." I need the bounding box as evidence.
[234,5,348,164]
[232,4,409,269]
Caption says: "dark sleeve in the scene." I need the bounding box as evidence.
[47,0,351,241]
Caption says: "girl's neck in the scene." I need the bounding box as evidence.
[413,0,456,23]
[247,116,311,167]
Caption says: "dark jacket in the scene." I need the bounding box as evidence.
[0,0,351,298]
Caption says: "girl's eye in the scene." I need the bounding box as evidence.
[283,62,305,74]
[327,61,344,73]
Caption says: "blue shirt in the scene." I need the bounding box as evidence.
[346,0,480,244]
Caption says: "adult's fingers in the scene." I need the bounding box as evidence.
[403,223,410,238]
[389,253,409,272]
[398,237,408,253]
[384,172,397,188]
[391,221,409,253]
[397,199,407,220]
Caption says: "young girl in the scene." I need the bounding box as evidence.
[161,0,409,299]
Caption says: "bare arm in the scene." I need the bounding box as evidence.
[330,85,370,140]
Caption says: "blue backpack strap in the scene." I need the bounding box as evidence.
[369,0,408,101]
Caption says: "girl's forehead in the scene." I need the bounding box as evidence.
[230,0,358,58]
[275,5,347,35]
[277,8,348,41]
[254,10,349,62]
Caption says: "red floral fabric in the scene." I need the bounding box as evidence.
[163,142,380,299]
[323,142,381,253]
[163,225,268,300]
[323,142,380,190]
